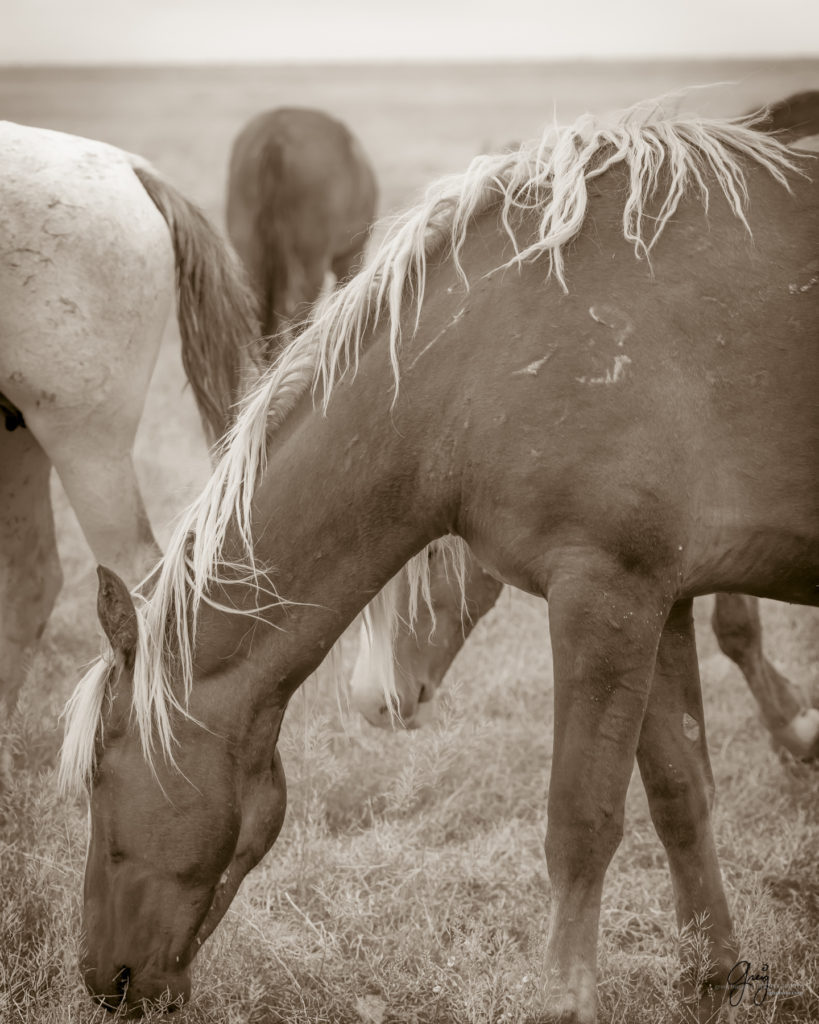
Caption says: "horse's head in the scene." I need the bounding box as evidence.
[79,567,287,1015]
[350,544,503,728]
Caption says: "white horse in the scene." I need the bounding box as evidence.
[0,121,260,723]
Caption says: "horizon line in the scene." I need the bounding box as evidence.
[2,53,819,70]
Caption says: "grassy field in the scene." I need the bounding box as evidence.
[1,60,819,1024]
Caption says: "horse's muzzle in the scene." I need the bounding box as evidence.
[84,959,190,1016]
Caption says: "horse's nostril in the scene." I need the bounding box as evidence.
[91,965,131,1011]
[116,965,131,994]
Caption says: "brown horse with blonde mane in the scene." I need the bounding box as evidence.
[61,99,817,1023]
[350,91,819,759]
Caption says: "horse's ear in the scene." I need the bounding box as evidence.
[96,565,138,661]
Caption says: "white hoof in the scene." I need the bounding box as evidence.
[774,708,819,760]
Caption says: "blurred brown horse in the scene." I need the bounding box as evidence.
[62,102,817,1023]
[350,91,819,760]
[226,107,378,347]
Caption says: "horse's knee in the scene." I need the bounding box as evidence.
[645,768,713,849]
[712,593,761,665]
[544,801,624,885]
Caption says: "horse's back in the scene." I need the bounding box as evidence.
[0,121,173,422]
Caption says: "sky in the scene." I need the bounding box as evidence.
[4,0,819,64]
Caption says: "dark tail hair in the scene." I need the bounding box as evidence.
[133,165,261,444]
[254,136,300,351]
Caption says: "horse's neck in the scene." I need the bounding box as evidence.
[197,342,453,703]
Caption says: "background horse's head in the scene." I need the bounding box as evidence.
[350,544,502,728]
[78,567,287,1014]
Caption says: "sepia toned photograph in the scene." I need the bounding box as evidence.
[1,2,817,1021]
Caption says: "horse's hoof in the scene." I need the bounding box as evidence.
[773,708,819,762]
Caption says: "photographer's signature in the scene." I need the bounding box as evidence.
[727,961,769,1007]
[725,961,803,1007]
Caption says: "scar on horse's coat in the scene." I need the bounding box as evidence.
[576,353,632,386]
[512,350,556,376]
[789,275,818,293]
[588,304,634,346]
[408,306,468,370]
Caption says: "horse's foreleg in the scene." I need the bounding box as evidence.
[540,569,664,1024]
[638,599,737,1023]
[712,593,819,760]
[0,426,62,776]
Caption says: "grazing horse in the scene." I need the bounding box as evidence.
[225,107,378,347]
[61,102,817,1023]
[0,121,260,722]
[350,91,819,758]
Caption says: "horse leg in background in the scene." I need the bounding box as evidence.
[289,258,331,331]
[638,599,737,1023]
[331,232,371,288]
[540,566,666,1023]
[0,425,62,779]
[712,593,819,760]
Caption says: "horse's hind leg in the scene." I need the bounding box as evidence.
[712,593,819,760]
[12,271,171,590]
[33,416,160,590]
[17,321,165,590]
[0,154,174,591]
[0,425,62,777]
[540,567,667,1023]
[638,599,737,1023]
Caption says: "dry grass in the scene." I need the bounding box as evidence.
[1,60,819,1024]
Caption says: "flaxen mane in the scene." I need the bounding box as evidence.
[60,98,804,794]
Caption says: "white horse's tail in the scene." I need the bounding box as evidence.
[133,166,262,445]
